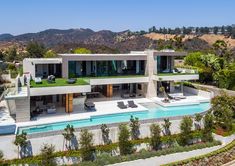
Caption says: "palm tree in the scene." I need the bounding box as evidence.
[62,124,75,150]
[14,132,28,158]
[162,118,171,136]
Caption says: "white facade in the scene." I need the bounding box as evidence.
[6,50,200,122]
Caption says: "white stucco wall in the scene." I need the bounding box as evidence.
[30,85,91,96]
[154,74,199,81]
[89,77,149,85]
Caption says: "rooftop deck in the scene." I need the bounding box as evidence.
[30,75,146,88]
[30,78,89,88]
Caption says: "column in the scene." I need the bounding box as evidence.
[106,84,113,97]
[66,94,73,113]
[136,60,140,74]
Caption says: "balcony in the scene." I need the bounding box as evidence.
[30,78,89,88]
[87,75,149,85]
[154,68,199,81]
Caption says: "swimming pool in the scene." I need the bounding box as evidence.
[18,102,210,134]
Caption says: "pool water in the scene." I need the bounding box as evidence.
[18,102,210,134]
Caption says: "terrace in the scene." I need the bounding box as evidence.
[30,78,89,88]
[30,75,146,88]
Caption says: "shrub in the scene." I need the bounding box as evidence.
[202,113,214,142]
[79,129,95,161]
[40,144,56,166]
[150,123,162,150]
[118,124,133,155]
[129,116,140,140]
[211,92,235,131]
[180,116,193,145]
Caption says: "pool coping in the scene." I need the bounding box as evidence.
[26,109,209,139]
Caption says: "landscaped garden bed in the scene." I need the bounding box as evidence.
[163,140,235,166]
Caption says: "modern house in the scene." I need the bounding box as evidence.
[4,50,199,122]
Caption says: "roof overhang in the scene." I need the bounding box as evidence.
[153,51,187,57]
[24,58,62,64]
[58,54,147,61]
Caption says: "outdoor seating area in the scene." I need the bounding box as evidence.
[31,101,57,118]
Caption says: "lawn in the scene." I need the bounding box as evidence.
[86,75,146,79]
[30,78,89,88]
[30,75,146,88]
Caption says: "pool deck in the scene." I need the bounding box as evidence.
[153,95,210,107]
[16,95,210,129]
[16,98,151,128]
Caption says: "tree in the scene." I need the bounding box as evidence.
[101,124,111,144]
[211,92,234,131]
[184,52,204,67]
[26,41,46,58]
[129,116,140,140]
[14,132,28,158]
[62,124,75,150]
[44,50,57,58]
[40,144,56,166]
[162,118,171,136]
[5,46,17,62]
[202,113,214,142]
[173,35,183,49]
[150,123,161,151]
[194,113,203,130]
[213,26,218,34]
[180,116,193,145]
[79,129,95,161]
[212,40,231,61]
[221,26,225,34]
[118,124,133,155]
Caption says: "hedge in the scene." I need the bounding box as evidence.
[1,130,216,165]
[78,141,221,166]
[162,140,235,166]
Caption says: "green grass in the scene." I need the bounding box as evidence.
[86,75,146,79]
[30,75,146,88]
[156,73,198,76]
[30,78,89,88]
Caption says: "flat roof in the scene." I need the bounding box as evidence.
[58,53,147,56]
[58,53,147,61]
[23,58,62,64]
[153,51,187,56]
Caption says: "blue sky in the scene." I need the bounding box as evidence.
[0,0,235,35]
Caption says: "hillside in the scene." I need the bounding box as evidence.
[0,29,235,54]
[145,33,235,48]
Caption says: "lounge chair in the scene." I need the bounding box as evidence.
[166,93,175,100]
[117,101,128,109]
[128,100,138,108]
[84,102,96,111]
[67,78,77,84]
[162,98,170,103]
[47,75,55,83]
